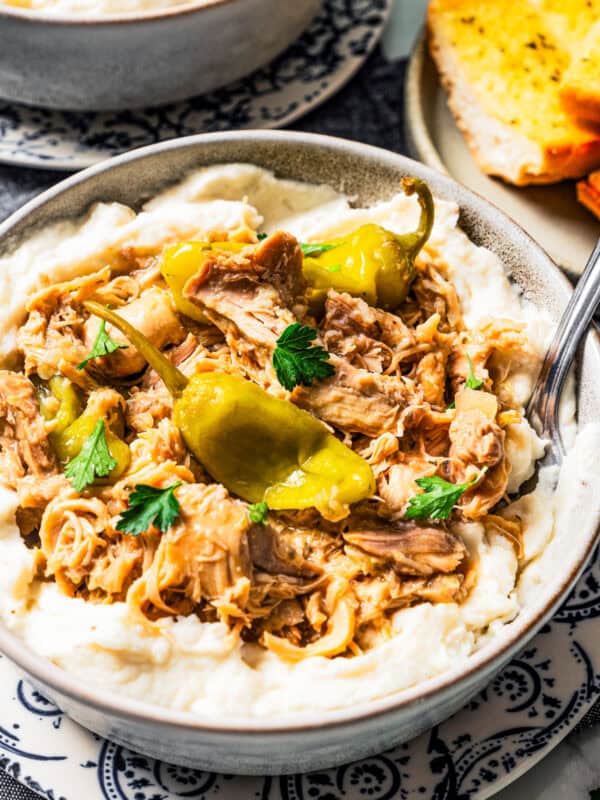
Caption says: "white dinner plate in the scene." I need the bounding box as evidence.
[404,36,599,278]
[0,0,390,172]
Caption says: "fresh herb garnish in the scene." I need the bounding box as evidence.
[465,354,484,390]
[116,482,183,536]
[77,319,127,370]
[273,322,335,391]
[300,242,340,258]
[64,420,117,492]
[257,232,268,241]
[405,468,487,521]
[248,501,269,525]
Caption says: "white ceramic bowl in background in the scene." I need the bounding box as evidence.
[0,0,319,111]
[0,131,598,774]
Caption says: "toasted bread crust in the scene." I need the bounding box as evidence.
[561,89,600,127]
[427,0,600,185]
[577,171,600,220]
[560,20,600,126]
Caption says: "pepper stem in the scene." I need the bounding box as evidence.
[83,301,188,397]
[400,177,435,258]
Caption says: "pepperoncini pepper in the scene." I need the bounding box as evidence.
[39,376,83,447]
[41,376,130,482]
[84,302,374,520]
[160,240,247,322]
[303,178,434,310]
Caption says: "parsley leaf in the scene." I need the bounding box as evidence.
[77,319,128,370]
[257,232,268,241]
[248,501,269,525]
[273,322,335,391]
[405,468,487,521]
[300,242,340,258]
[64,420,117,492]
[116,482,182,536]
[465,354,484,390]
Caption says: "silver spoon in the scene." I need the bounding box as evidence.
[527,237,600,466]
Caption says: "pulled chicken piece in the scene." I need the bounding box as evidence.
[0,370,57,490]
[415,350,448,407]
[293,359,411,437]
[320,290,417,373]
[352,571,464,631]
[449,408,504,469]
[83,287,186,379]
[263,593,356,662]
[355,405,452,514]
[444,406,509,518]
[39,489,149,599]
[17,268,112,388]
[343,522,466,576]
[127,482,252,620]
[16,473,70,537]
[402,260,464,332]
[248,519,324,578]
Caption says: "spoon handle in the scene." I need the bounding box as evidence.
[527,238,600,463]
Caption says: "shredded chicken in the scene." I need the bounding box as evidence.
[343,522,466,576]
[248,520,324,578]
[184,235,416,436]
[42,494,147,599]
[182,232,304,393]
[484,513,524,559]
[3,221,529,661]
[127,482,252,620]
[83,287,186,379]
[16,473,70,537]
[0,371,57,489]
[321,290,417,373]
[294,359,413,437]
[17,269,111,387]
[446,406,509,516]
[126,384,173,434]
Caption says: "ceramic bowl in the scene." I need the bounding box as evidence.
[0,131,598,774]
[0,0,319,111]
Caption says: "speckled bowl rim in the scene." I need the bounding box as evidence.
[0,130,597,736]
[0,0,237,26]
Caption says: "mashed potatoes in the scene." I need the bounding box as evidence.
[0,164,594,717]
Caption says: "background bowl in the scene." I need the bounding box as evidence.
[0,0,319,111]
[0,130,598,774]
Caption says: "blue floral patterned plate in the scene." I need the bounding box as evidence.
[0,0,390,172]
[1,543,598,800]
